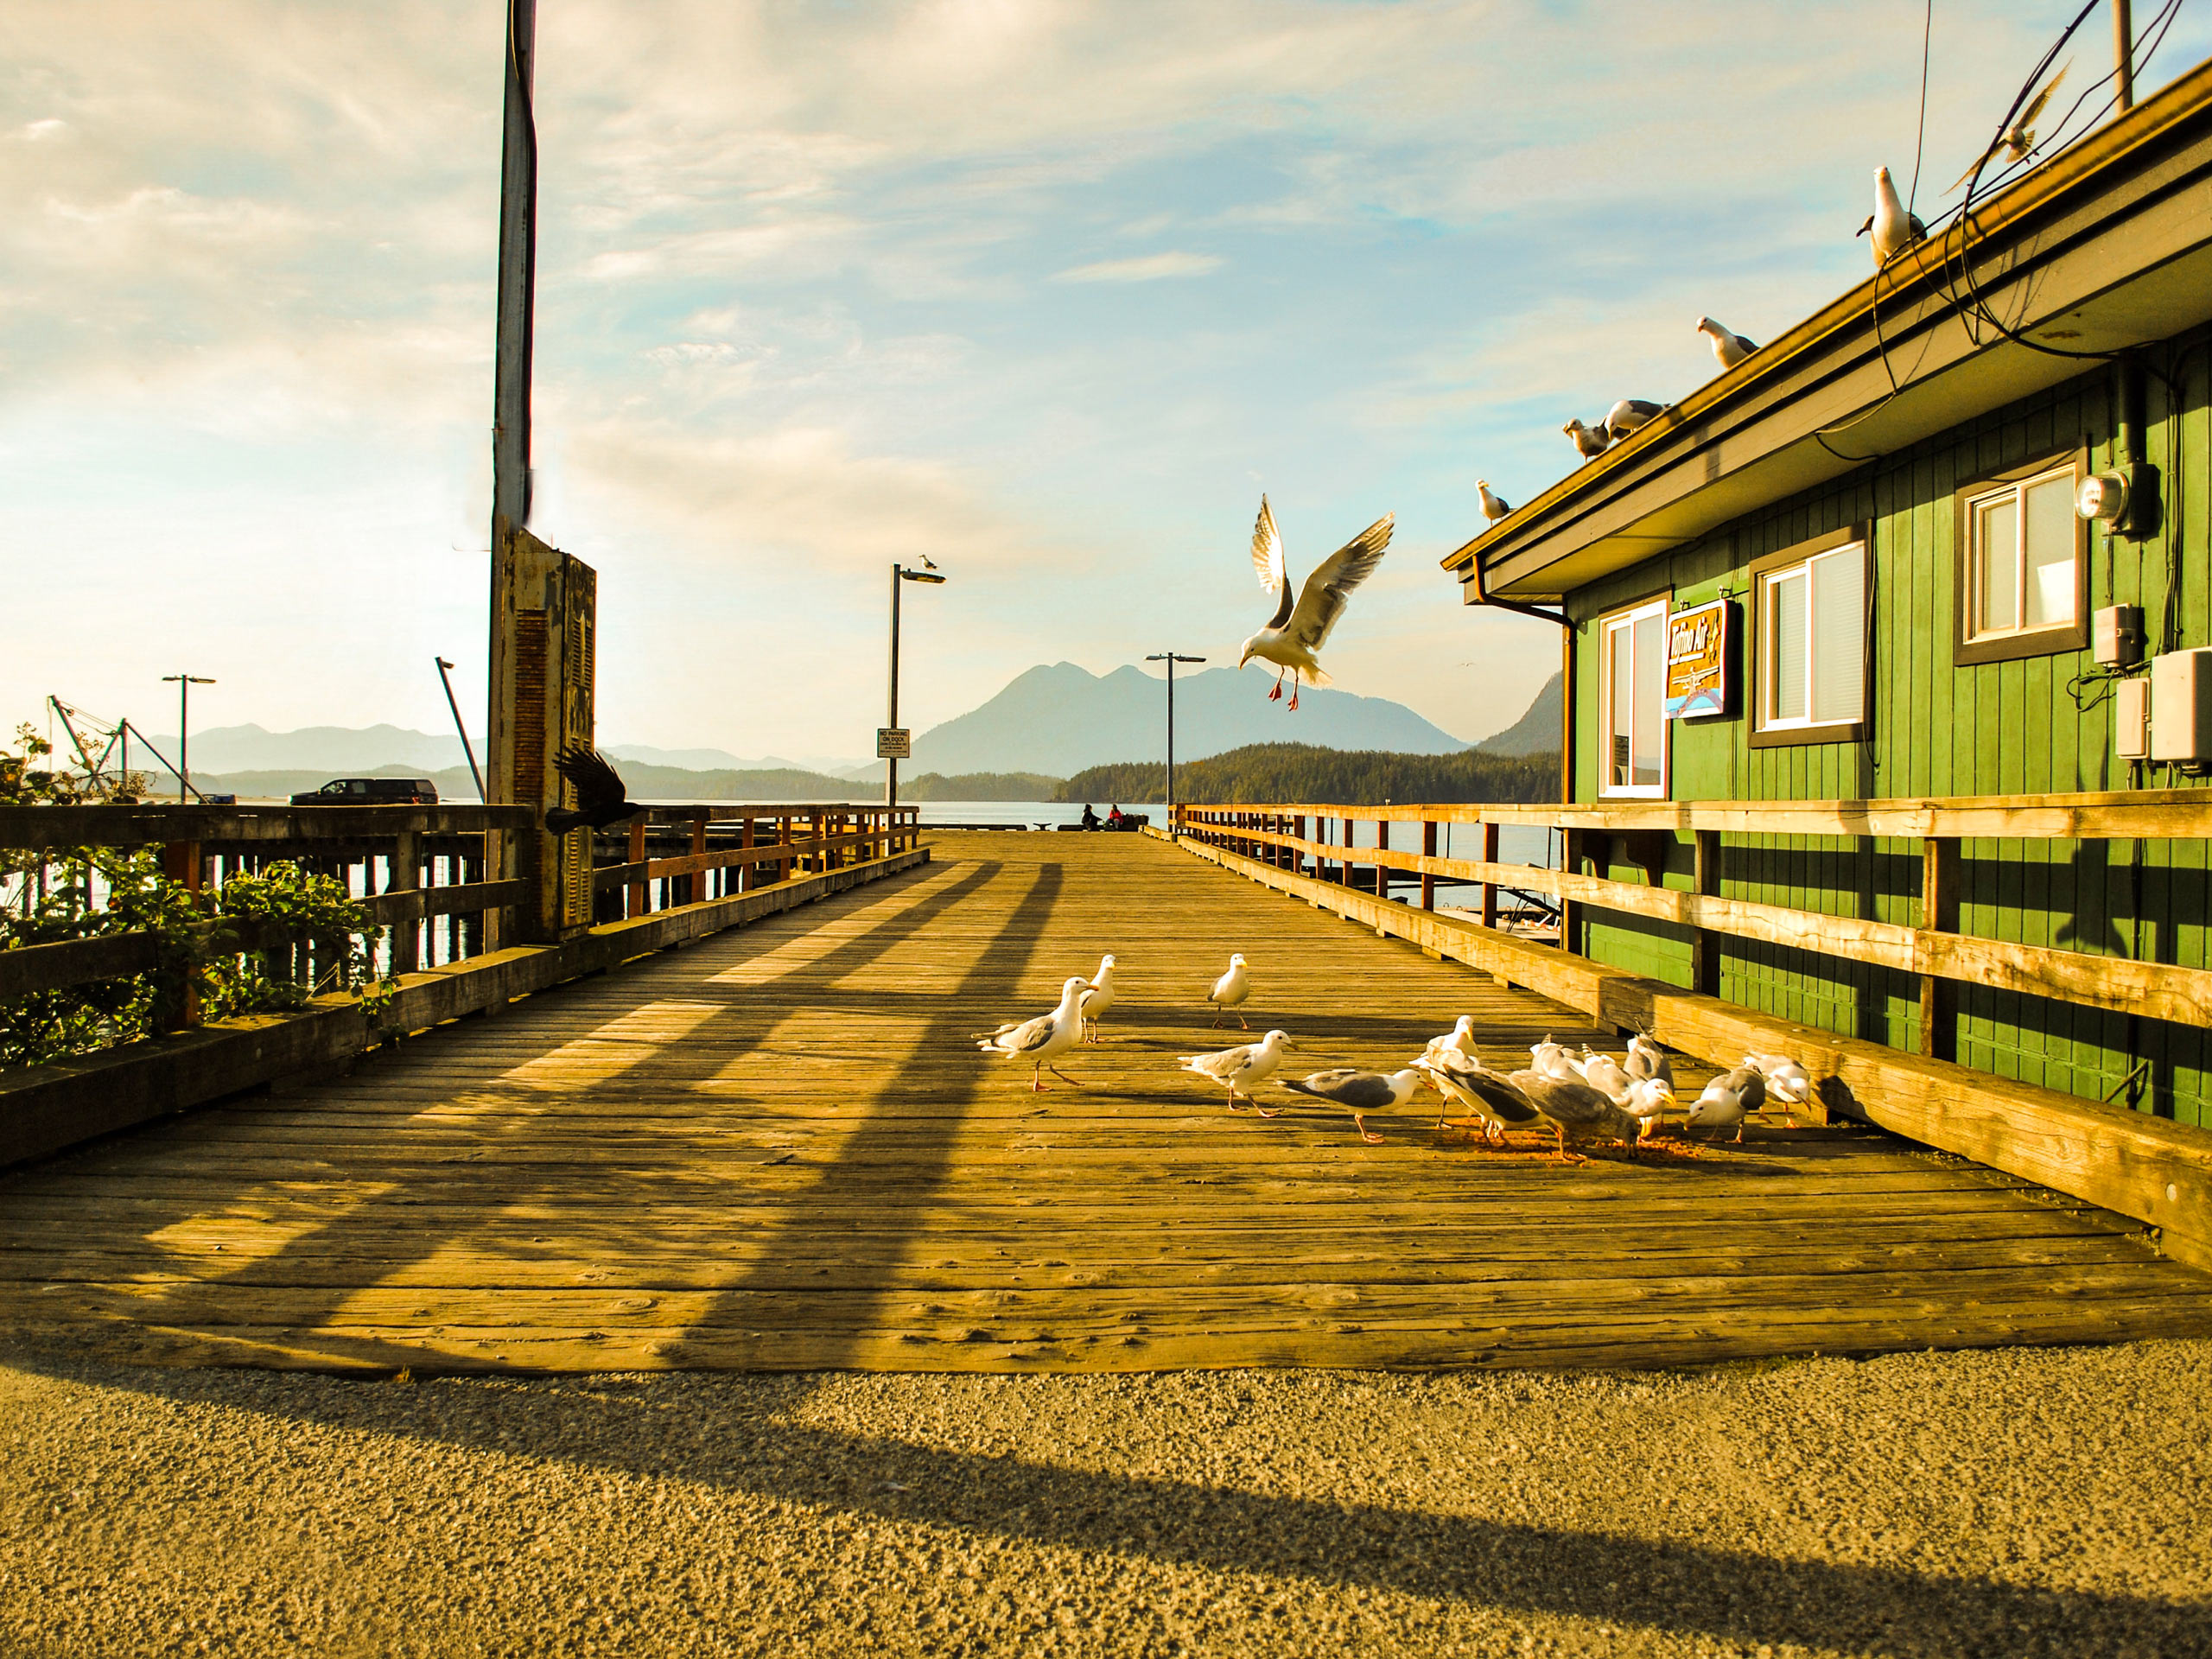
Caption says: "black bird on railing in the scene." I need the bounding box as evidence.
[547,746,643,834]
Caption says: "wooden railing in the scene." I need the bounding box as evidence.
[590,805,919,922]
[1174,791,2212,1043]
[1,801,920,1038]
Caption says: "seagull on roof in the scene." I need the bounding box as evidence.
[1605,400,1667,441]
[1477,480,1512,522]
[1949,63,2069,194]
[546,747,643,835]
[1563,419,1611,460]
[1858,166,1927,266]
[1238,496,1394,711]
[1695,317,1758,370]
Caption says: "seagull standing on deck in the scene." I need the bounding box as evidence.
[1205,953,1250,1028]
[1511,1069,1644,1162]
[1180,1030,1293,1115]
[1281,1068,1422,1144]
[1238,496,1395,711]
[976,976,1089,1092]
[1078,954,1116,1043]
[1416,1050,1542,1141]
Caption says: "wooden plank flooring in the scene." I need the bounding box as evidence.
[3,830,2209,1374]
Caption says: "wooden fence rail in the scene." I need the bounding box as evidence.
[1175,792,2212,1055]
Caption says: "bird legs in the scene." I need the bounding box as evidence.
[1030,1065,1082,1092]
[1268,669,1287,702]
[1550,1124,1586,1165]
[1352,1113,1384,1145]
[1224,1084,1281,1118]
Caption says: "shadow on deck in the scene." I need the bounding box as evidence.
[3,830,2209,1376]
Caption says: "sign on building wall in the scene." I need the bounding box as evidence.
[1665,597,1732,720]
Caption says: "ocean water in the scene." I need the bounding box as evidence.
[909,803,1559,870]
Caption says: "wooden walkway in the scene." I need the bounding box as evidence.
[3,831,2209,1373]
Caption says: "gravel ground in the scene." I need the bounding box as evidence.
[3,1340,2209,1658]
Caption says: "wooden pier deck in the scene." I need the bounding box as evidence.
[3,830,2209,1374]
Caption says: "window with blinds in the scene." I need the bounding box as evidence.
[1965,464,2079,642]
[1755,539,1866,738]
[1598,596,1669,798]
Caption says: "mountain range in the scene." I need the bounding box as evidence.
[128,666,1560,788]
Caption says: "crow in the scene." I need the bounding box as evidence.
[546,746,642,834]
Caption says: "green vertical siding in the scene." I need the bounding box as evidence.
[1564,330,2211,1126]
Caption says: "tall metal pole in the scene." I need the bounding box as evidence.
[492,0,536,534]
[1144,652,1205,821]
[436,657,487,802]
[2114,0,2135,112]
[161,674,214,804]
[887,563,902,810]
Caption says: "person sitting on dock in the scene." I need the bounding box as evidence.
[1106,804,1125,830]
[1081,804,1100,830]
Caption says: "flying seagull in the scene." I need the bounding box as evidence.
[1238,496,1394,710]
[976,976,1089,1091]
[1858,165,1927,266]
[1605,399,1667,441]
[1695,316,1757,369]
[1180,1030,1293,1115]
[546,747,644,835]
[1477,480,1513,521]
[1949,63,2069,194]
[1281,1067,1421,1144]
[1562,419,1611,460]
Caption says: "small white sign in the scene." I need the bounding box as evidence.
[876,728,912,760]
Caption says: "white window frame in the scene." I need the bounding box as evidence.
[1961,461,2080,645]
[1752,537,1867,741]
[1596,596,1669,799]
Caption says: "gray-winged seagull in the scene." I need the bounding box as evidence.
[1238,496,1395,710]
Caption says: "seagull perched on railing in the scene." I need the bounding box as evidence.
[546,747,643,835]
[1236,495,1394,711]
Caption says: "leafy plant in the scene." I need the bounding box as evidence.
[2,725,392,1070]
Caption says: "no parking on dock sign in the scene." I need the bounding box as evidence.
[1665,598,1732,720]
[877,728,912,759]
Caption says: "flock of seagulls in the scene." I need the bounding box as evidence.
[979,954,1817,1158]
[1476,163,1988,528]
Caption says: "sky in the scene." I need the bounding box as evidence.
[6,0,2209,766]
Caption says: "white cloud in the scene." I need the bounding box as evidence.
[1051,251,1224,283]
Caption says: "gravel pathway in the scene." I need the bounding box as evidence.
[3,1338,2209,1657]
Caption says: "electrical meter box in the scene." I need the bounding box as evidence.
[2150,648,2212,763]
[2094,604,2145,667]
[2115,677,2151,760]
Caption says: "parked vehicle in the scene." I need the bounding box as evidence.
[289,778,441,805]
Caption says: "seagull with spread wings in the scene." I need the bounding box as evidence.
[546,746,644,835]
[1236,495,1394,711]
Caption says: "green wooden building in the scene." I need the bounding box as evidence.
[1447,59,2212,1128]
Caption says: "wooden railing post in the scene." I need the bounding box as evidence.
[779,814,792,883]
[627,818,650,918]
[1922,836,1961,1059]
[1421,821,1437,909]
[159,838,202,1031]
[389,830,420,975]
[1480,821,1500,930]
[1560,827,1585,956]
[690,813,709,904]
[1692,829,1722,996]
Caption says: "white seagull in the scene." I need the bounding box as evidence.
[1624,1033,1675,1090]
[1281,1067,1422,1144]
[1858,165,1927,266]
[1688,1066,1766,1142]
[1579,1047,1632,1103]
[1237,496,1395,710]
[1078,953,1116,1043]
[1529,1036,1581,1083]
[975,976,1088,1092]
[1180,1030,1294,1115]
[1416,1049,1542,1141]
[1605,399,1666,441]
[1622,1076,1676,1137]
[1949,64,2069,193]
[1695,316,1757,369]
[1205,953,1250,1028]
[1743,1052,1812,1105]
[1477,480,1513,522]
[1421,1015,1479,1070]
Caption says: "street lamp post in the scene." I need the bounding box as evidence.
[160,674,216,804]
[887,563,947,810]
[1143,652,1205,826]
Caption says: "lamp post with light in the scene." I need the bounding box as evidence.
[160,674,216,804]
[1143,652,1205,825]
[886,563,947,810]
